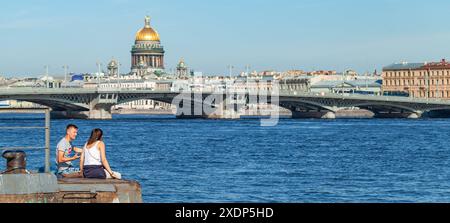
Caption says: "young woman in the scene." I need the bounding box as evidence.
[80,128,121,179]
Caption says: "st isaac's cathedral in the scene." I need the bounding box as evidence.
[106,15,190,79]
[131,16,165,77]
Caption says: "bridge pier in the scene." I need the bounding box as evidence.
[88,108,113,120]
[291,111,336,119]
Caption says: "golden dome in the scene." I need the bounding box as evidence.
[135,16,160,42]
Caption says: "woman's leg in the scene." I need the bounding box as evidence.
[104,170,122,179]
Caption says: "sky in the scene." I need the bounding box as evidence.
[1,0,450,77]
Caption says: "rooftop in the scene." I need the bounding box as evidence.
[312,80,381,88]
[383,59,450,71]
[383,62,425,71]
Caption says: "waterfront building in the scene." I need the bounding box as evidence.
[222,76,275,93]
[280,77,311,92]
[285,70,306,77]
[131,16,165,77]
[0,76,14,87]
[276,73,381,95]
[258,70,281,77]
[7,100,44,108]
[307,70,337,76]
[8,77,63,88]
[310,79,382,95]
[382,59,450,98]
[98,79,156,90]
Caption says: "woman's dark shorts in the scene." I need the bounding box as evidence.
[83,165,106,179]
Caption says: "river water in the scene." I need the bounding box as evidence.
[1,114,450,203]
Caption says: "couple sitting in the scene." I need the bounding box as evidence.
[56,124,121,179]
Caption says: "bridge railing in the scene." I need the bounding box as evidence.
[277,89,450,103]
[2,86,450,106]
[0,108,51,173]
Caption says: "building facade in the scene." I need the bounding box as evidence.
[382,59,450,98]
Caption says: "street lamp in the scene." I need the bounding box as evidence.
[228,65,234,79]
[426,69,430,101]
[342,69,349,96]
[96,61,102,88]
[117,61,121,90]
[44,65,49,88]
[62,65,69,88]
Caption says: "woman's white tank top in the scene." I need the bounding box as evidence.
[83,141,102,166]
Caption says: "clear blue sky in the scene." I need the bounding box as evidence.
[2,0,450,77]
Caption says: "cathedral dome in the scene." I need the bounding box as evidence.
[135,16,160,42]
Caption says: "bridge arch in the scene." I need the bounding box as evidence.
[0,97,89,111]
[345,102,419,113]
[277,97,335,112]
[117,93,234,110]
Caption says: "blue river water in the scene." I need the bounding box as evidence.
[1,114,450,203]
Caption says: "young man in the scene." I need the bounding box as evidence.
[56,124,83,178]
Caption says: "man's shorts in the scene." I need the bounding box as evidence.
[57,167,80,176]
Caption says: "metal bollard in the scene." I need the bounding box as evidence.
[2,150,27,174]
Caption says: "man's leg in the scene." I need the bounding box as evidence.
[60,168,83,178]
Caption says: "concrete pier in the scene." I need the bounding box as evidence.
[0,173,142,203]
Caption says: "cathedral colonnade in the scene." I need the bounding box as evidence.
[132,55,164,68]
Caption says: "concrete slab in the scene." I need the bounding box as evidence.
[0,173,58,195]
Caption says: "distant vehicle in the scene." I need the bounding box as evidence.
[71,74,84,82]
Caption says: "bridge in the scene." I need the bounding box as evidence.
[1,88,450,119]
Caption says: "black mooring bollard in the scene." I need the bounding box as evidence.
[2,150,27,174]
